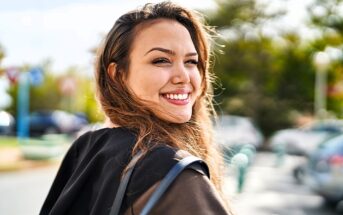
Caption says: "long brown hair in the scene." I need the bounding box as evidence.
[95,2,223,192]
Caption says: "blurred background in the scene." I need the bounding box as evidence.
[1,0,343,214]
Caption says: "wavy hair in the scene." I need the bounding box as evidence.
[95,2,223,193]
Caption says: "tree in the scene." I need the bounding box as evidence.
[6,63,103,123]
[0,44,5,76]
[206,0,295,136]
[308,0,343,117]
[0,44,4,65]
[204,0,341,136]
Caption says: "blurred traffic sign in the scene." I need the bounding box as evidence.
[29,67,44,86]
[5,67,20,84]
[59,77,76,96]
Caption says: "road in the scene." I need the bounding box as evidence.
[223,152,341,215]
[0,165,58,215]
[0,152,341,215]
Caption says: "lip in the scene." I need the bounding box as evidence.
[161,95,190,105]
[160,89,191,106]
[161,89,191,94]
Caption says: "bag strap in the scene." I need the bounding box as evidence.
[109,151,144,215]
[110,153,209,215]
[140,156,208,215]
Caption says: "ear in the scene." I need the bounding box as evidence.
[107,62,117,80]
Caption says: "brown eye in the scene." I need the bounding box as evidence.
[152,58,171,64]
[185,59,198,65]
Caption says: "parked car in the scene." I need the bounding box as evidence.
[214,115,264,161]
[29,110,88,137]
[270,120,343,156]
[304,133,343,206]
[0,110,15,135]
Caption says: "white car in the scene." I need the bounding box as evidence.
[0,110,15,135]
[214,115,264,149]
[270,120,343,156]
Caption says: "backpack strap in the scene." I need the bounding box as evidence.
[109,153,209,215]
[109,151,143,215]
[140,156,209,215]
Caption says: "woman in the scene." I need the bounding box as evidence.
[40,2,232,215]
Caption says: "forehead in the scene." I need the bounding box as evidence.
[130,18,196,55]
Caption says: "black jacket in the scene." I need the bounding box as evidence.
[40,127,229,215]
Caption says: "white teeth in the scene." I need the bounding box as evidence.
[164,93,189,100]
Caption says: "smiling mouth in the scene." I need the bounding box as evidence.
[162,93,189,100]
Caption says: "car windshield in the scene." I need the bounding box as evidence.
[319,135,343,155]
[308,121,343,133]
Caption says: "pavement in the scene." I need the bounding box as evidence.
[223,152,341,215]
[0,147,61,172]
[0,151,341,215]
[0,165,59,215]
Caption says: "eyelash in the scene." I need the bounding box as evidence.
[186,59,198,65]
[152,58,198,65]
[152,58,170,64]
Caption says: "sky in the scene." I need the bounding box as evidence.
[0,0,317,109]
[0,0,315,74]
[0,0,216,74]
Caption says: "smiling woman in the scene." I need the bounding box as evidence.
[40,2,232,215]
[123,18,201,123]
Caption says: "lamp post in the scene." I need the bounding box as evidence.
[313,51,330,120]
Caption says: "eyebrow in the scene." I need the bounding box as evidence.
[144,47,198,57]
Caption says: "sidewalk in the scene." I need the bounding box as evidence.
[223,152,339,215]
[0,147,61,172]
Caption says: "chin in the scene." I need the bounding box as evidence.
[154,107,193,124]
[162,114,191,124]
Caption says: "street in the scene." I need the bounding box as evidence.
[0,165,58,215]
[0,152,341,215]
[224,152,341,215]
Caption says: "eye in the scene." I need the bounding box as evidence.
[185,59,199,65]
[152,57,171,65]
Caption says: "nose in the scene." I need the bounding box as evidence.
[171,62,190,84]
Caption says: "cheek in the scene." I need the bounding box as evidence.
[191,69,203,95]
[128,68,168,98]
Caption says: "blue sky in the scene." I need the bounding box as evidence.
[0,0,316,109]
[0,0,217,74]
[0,0,313,74]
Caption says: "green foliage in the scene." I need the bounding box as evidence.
[6,65,103,123]
[307,0,343,117]
[206,0,343,136]
[0,44,4,64]
[0,44,5,76]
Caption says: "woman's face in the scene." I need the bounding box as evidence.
[125,19,202,123]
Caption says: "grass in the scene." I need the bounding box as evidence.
[0,135,71,172]
[0,136,19,148]
[0,134,72,148]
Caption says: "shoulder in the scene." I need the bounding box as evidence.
[126,167,230,215]
[153,169,229,214]
[71,127,136,155]
[126,145,189,202]
[134,145,192,177]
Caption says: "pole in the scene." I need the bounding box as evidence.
[17,72,30,143]
[313,51,330,120]
[315,67,327,119]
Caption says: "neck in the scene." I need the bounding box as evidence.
[104,116,121,128]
